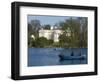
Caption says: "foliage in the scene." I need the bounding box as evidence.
[28,37,53,47]
[30,19,41,32]
[28,20,41,47]
[43,24,51,30]
[58,17,87,48]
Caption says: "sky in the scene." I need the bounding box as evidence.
[28,15,71,26]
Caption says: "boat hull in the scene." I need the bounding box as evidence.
[59,55,86,60]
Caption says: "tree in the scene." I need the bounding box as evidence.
[28,23,32,33]
[35,37,49,47]
[30,19,41,32]
[78,17,87,47]
[43,24,51,30]
[28,23,33,47]
[30,19,41,38]
[58,18,81,47]
[59,33,70,47]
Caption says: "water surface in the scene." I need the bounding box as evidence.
[28,48,87,66]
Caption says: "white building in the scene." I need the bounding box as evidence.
[39,26,71,42]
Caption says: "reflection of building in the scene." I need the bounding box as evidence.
[39,26,71,42]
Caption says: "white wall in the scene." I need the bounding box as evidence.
[0,0,99,82]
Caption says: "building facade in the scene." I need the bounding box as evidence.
[39,27,71,42]
[39,29,63,42]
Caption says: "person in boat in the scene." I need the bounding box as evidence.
[58,51,86,60]
[71,51,74,56]
[59,51,74,58]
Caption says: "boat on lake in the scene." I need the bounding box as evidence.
[59,52,86,60]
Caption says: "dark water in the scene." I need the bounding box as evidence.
[28,48,87,66]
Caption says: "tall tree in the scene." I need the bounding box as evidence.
[30,19,41,32]
[59,17,81,47]
[30,19,41,38]
[78,17,87,47]
[28,23,34,47]
[28,23,33,34]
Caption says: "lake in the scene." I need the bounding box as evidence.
[28,48,87,66]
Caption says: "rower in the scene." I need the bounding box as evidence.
[71,52,74,56]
